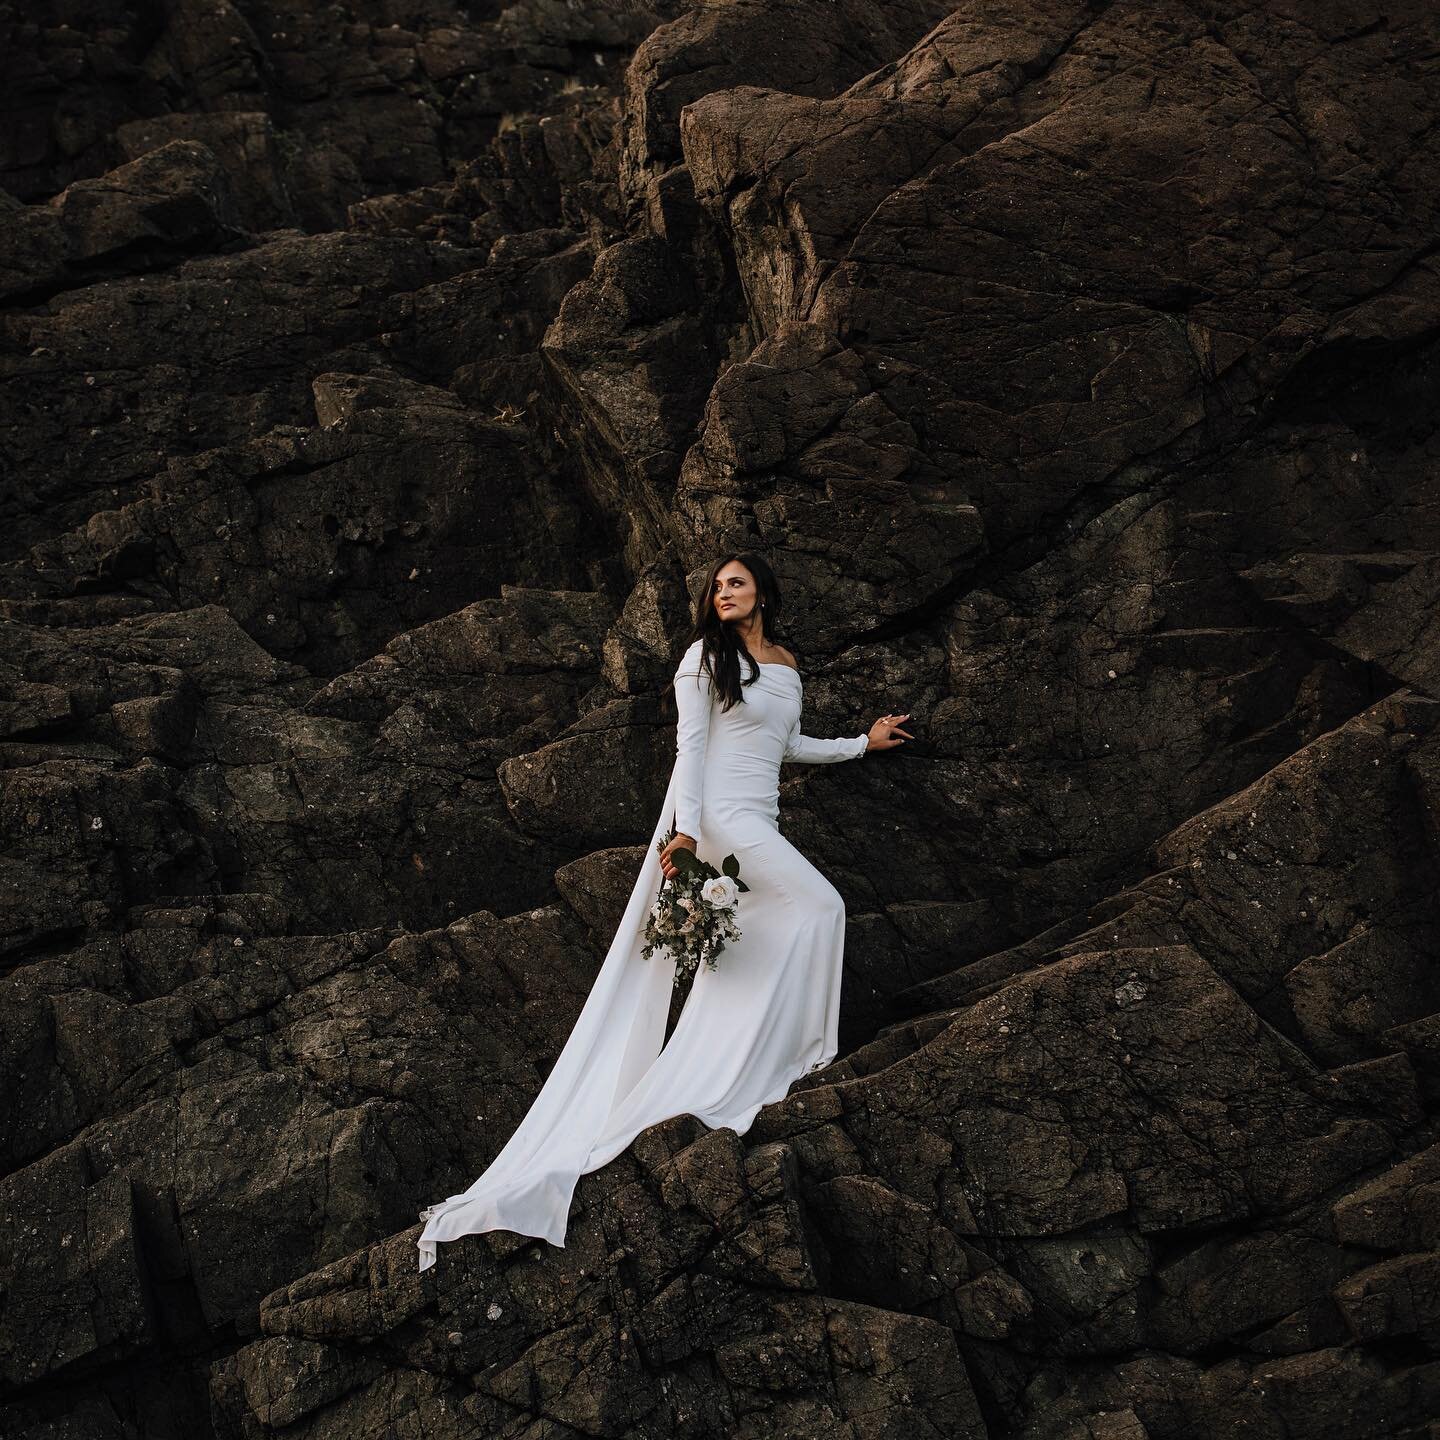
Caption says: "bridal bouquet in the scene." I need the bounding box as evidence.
[641,826,749,988]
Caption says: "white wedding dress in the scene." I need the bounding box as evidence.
[417,639,868,1270]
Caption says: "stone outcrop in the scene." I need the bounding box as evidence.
[4,1,1440,1437]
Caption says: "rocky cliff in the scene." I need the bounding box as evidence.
[3,1,1440,1436]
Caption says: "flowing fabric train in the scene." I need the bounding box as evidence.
[416,758,684,1270]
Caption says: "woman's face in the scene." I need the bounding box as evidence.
[712,564,760,627]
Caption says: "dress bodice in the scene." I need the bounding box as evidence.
[701,659,803,760]
[670,639,867,841]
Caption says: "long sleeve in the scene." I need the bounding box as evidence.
[671,641,714,838]
[783,713,868,764]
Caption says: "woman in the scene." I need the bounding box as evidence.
[417,553,912,1270]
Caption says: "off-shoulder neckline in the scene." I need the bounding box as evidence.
[755,661,801,681]
[681,641,801,679]
[740,643,800,675]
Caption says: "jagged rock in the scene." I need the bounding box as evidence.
[0,140,242,304]
[0,1148,150,1387]
[1334,1251,1440,1347]
[20,388,588,675]
[1332,1142,1440,1253]
[0,901,622,1375]
[1,231,487,558]
[542,233,718,545]
[117,112,298,233]
[6,1,1440,1437]
[1,0,659,225]
[621,0,956,222]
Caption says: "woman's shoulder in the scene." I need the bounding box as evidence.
[675,637,798,669]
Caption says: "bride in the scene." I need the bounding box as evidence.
[417,552,912,1270]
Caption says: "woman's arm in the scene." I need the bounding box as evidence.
[671,640,714,838]
[782,713,869,764]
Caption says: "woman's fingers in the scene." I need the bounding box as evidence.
[873,714,916,743]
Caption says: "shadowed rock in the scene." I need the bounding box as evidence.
[5,0,1440,1436]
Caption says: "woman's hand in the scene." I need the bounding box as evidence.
[865,713,914,752]
[659,832,697,880]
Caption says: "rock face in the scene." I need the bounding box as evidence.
[3,1,1440,1436]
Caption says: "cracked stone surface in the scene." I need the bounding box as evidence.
[4,1,1440,1436]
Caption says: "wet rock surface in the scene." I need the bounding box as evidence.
[4,1,1440,1436]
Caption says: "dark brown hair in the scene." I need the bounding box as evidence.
[669,552,795,712]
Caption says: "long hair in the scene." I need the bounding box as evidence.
[668,552,794,712]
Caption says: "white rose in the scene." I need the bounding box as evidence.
[701,875,739,908]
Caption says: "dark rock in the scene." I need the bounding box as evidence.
[6,0,1440,1436]
[0,140,242,305]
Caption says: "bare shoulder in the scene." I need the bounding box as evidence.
[774,644,799,669]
